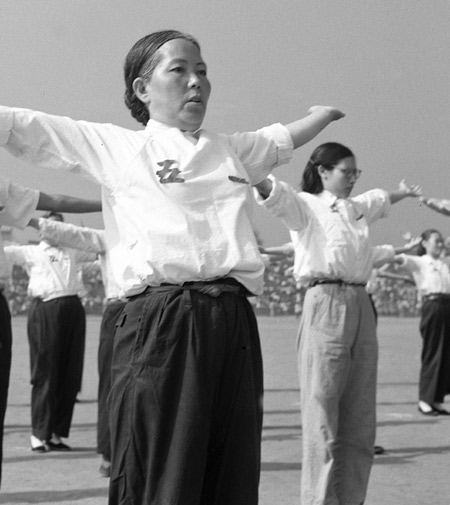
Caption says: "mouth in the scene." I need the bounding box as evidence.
[186,95,203,105]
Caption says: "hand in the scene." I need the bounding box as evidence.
[399,179,423,198]
[308,105,345,121]
[403,235,422,251]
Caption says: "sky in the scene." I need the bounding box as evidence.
[1,0,450,246]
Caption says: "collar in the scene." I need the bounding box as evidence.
[145,119,201,140]
[318,190,340,207]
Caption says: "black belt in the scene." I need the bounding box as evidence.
[137,278,250,299]
[422,293,450,303]
[308,279,367,288]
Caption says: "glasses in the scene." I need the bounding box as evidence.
[335,167,362,180]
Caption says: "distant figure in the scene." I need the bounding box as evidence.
[0,175,100,486]
[5,212,97,452]
[397,229,450,416]
[32,217,123,477]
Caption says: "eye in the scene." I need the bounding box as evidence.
[170,66,185,73]
[198,69,207,76]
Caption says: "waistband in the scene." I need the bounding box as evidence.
[308,279,367,288]
[35,294,80,303]
[422,293,450,303]
[134,278,250,299]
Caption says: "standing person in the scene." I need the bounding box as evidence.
[30,217,123,477]
[396,229,450,416]
[0,175,100,486]
[254,142,422,505]
[0,29,343,504]
[5,212,97,452]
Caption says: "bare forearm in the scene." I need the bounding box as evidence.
[284,106,345,150]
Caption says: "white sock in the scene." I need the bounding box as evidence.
[419,400,434,412]
[30,435,46,448]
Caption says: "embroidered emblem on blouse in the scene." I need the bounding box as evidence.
[228,175,249,185]
[156,160,185,184]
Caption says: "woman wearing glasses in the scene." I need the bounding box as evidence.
[254,142,422,505]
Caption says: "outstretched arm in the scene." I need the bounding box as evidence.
[284,106,345,150]
[36,193,101,213]
[419,196,450,217]
[388,179,423,204]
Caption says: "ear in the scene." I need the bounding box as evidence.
[317,164,328,179]
[132,77,150,104]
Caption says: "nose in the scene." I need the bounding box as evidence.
[188,72,201,88]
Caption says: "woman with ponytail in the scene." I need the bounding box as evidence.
[254,142,422,505]
[397,229,450,416]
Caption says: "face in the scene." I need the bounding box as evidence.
[320,156,359,198]
[135,38,211,131]
[423,232,444,258]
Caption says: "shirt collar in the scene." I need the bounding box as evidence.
[145,119,201,140]
[318,189,340,207]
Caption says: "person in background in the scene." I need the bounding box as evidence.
[5,212,97,453]
[0,175,100,486]
[254,142,422,505]
[396,229,450,416]
[29,217,122,477]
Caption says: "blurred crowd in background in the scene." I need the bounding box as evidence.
[4,254,420,318]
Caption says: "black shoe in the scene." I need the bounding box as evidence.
[418,405,438,416]
[374,445,385,455]
[433,406,450,415]
[47,440,71,451]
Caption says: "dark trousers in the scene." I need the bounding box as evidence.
[0,292,12,487]
[108,287,263,505]
[27,295,86,440]
[419,299,450,403]
[97,299,125,461]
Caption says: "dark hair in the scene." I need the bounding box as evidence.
[42,211,64,221]
[417,228,442,256]
[301,142,354,194]
[124,30,200,126]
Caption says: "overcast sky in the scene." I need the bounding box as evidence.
[1,0,450,246]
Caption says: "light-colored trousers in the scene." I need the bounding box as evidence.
[298,284,377,505]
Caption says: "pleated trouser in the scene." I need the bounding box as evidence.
[298,284,377,505]
[419,298,450,404]
[108,286,263,505]
[27,295,86,440]
[97,299,126,461]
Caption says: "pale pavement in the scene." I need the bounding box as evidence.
[1,315,450,505]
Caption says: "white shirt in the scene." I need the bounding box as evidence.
[399,254,450,296]
[5,241,96,301]
[256,176,390,286]
[0,107,293,295]
[37,218,123,299]
[0,176,39,285]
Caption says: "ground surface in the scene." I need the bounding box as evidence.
[2,315,450,504]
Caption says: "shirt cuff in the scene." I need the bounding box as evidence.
[266,123,294,166]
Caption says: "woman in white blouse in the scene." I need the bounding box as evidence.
[254,142,422,505]
[398,229,450,416]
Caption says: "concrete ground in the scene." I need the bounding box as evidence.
[1,315,450,504]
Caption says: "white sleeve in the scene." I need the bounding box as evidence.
[38,219,105,253]
[0,106,132,187]
[254,175,309,231]
[0,176,39,228]
[223,123,294,185]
